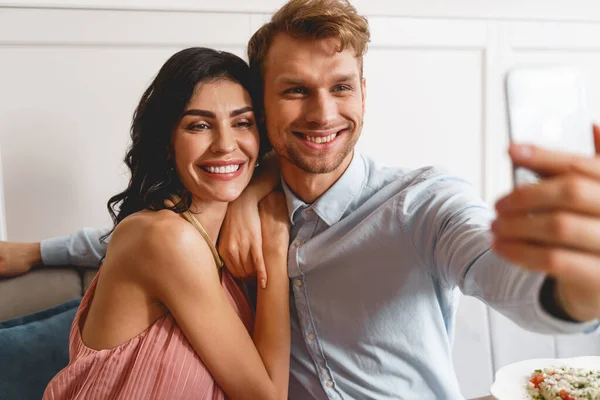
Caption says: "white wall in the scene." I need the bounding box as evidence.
[1,1,600,398]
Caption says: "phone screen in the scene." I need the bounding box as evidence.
[505,66,595,186]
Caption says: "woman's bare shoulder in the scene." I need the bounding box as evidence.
[105,209,217,280]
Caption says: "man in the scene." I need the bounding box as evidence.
[2,1,600,398]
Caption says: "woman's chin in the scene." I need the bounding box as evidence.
[186,182,247,205]
[209,188,245,204]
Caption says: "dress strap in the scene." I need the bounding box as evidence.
[171,195,224,269]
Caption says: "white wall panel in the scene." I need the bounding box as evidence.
[361,48,484,193]
[452,296,494,398]
[0,7,248,240]
[0,46,247,241]
[368,17,487,49]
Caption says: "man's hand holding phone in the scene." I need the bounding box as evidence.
[493,66,600,322]
[492,123,600,323]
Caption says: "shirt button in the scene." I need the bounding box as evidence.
[326,380,334,388]
[305,209,313,215]
[294,240,303,247]
[294,279,303,287]
[307,333,316,340]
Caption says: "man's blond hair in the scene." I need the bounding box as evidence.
[247,0,370,109]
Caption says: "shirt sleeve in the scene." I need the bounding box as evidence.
[402,168,600,335]
[40,227,110,267]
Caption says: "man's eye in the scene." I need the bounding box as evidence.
[333,85,351,92]
[234,121,253,128]
[285,87,307,95]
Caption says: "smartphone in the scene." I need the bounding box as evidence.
[505,66,595,186]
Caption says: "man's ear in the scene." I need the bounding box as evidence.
[361,77,367,115]
[256,111,267,130]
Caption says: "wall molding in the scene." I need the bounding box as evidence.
[2,0,600,22]
[509,21,600,50]
[0,8,492,49]
[0,8,251,46]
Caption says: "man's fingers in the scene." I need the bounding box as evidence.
[509,143,600,180]
[492,212,600,253]
[492,239,600,286]
[509,144,578,176]
[496,174,600,216]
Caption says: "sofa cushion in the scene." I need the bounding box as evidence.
[83,268,98,292]
[0,298,81,400]
[0,267,82,321]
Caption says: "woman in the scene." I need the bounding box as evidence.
[43,47,290,400]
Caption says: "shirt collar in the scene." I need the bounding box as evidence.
[281,151,366,227]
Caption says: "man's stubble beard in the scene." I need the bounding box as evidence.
[277,118,363,175]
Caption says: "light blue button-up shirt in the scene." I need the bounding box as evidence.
[42,151,599,400]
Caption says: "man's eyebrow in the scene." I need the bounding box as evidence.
[275,73,359,85]
[332,73,358,82]
[276,76,306,86]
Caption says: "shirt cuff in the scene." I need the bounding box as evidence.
[40,235,71,266]
[534,277,600,334]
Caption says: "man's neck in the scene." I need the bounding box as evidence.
[281,152,354,204]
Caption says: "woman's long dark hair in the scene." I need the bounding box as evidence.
[102,47,268,241]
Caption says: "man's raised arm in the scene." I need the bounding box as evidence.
[0,227,109,277]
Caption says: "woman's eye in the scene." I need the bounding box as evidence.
[234,121,254,128]
[190,123,210,131]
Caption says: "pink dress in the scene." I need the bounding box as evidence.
[43,267,254,400]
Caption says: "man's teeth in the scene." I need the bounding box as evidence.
[304,133,338,144]
[203,164,240,174]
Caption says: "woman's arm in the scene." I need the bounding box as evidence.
[251,191,291,397]
[218,152,281,285]
[113,204,290,400]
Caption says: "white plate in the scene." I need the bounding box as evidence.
[490,356,600,400]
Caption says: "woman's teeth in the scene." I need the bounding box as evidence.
[203,164,240,174]
[304,133,338,144]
